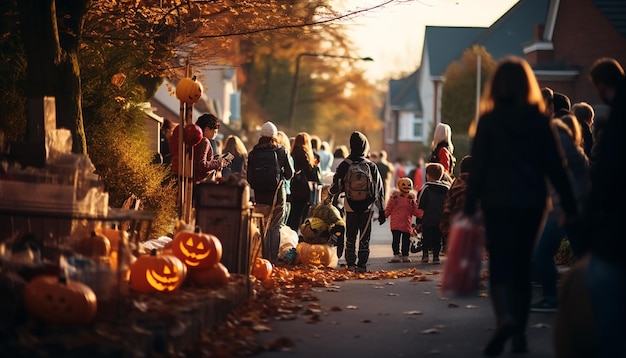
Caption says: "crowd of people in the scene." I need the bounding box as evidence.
[158,55,624,357]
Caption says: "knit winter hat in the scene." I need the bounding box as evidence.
[260,121,278,138]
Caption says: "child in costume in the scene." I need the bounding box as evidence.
[384,178,421,263]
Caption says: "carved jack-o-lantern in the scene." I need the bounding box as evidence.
[296,242,337,267]
[176,76,203,104]
[24,275,97,325]
[129,250,187,293]
[397,177,414,194]
[171,229,222,269]
[252,257,273,281]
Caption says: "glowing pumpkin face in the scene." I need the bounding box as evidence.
[252,258,273,281]
[296,242,336,267]
[24,275,97,325]
[397,177,414,194]
[129,250,187,293]
[171,230,222,269]
[176,76,203,104]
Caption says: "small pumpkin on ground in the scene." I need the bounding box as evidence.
[252,257,273,281]
[296,242,337,268]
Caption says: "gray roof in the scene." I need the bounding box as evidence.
[593,0,626,39]
[424,27,484,78]
[388,69,421,112]
[425,0,550,78]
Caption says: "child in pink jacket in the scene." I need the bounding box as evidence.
[384,177,422,262]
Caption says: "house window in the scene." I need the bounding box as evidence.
[398,112,423,141]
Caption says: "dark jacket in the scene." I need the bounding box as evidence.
[416,180,450,227]
[440,172,469,237]
[330,131,385,213]
[585,77,626,265]
[463,105,578,218]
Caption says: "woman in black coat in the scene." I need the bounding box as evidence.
[462,56,578,356]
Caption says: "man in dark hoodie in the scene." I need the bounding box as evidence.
[329,131,386,273]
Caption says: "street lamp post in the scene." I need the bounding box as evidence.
[288,52,373,132]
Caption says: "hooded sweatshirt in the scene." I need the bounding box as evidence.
[330,131,385,213]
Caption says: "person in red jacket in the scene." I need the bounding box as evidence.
[384,178,421,263]
[429,123,456,180]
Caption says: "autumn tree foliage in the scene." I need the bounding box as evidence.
[440,45,495,163]
[0,0,386,236]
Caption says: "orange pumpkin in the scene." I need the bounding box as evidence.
[176,76,203,104]
[24,275,97,325]
[171,229,222,269]
[76,231,111,258]
[129,250,187,293]
[397,177,414,194]
[252,257,273,281]
[296,242,336,267]
[187,262,230,288]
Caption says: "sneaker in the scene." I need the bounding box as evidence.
[432,257,441,264]
[530,299,557,313]
[388,254,401,263]
[421,256,429,263]
[356,266,367,273]
[347,264,357,272]
[401,256,411,263]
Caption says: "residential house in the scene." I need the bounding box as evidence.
[383,0,626,164]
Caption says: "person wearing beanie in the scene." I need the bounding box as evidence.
[247,121,294,263]
[329,131,386,273]
[260,121,278,138]
[168,113,229,183]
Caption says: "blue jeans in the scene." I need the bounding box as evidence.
[532,219,563,301]
[586,255,626,357]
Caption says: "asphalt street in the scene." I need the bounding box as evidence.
[256,217,558,358]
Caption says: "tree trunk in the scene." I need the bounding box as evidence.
[17,0,89,155]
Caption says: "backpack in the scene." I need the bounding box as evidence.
[343,158,375,201]
[428,143,456,173]
[247,148,281,191]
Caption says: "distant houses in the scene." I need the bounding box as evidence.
[383,0,626,165]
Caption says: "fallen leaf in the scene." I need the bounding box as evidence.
[329,306,342,311]
[465,305,478,309]
[532,323,550,329]
[421,328,440,334]
[403,310,423,315]
[386,293,399,296]
[253,324,272,332]
[346,305,358,310]
[362,319,372,323]
[448,303,459,308]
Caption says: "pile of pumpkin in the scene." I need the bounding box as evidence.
[14,227,268,326]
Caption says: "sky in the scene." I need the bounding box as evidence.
[335,0,519,82]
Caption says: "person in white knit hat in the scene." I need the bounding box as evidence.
[247,121,294,262]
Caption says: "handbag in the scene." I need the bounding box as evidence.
[409,224,423,253]
[440,214,485,297]
[291,170,310,199]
